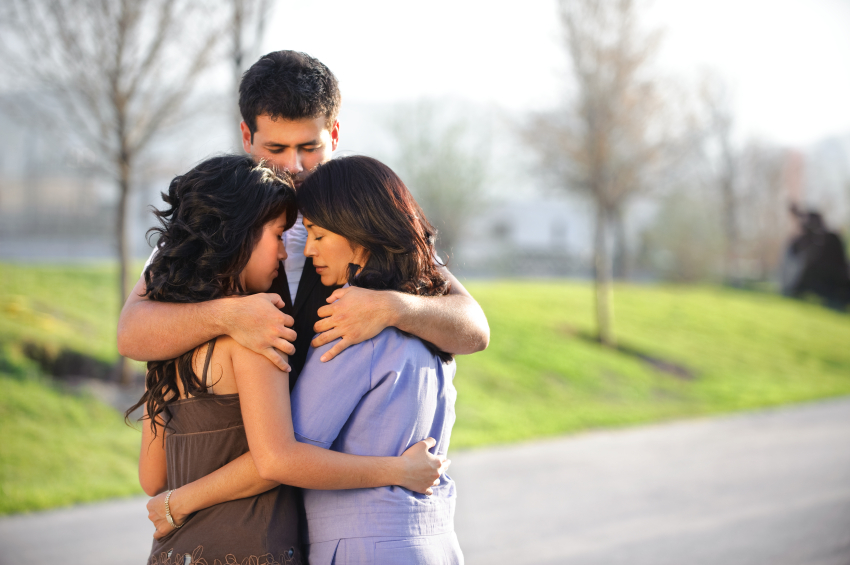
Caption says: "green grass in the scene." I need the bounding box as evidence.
[0,262,144,514]
[2,263,850,512]
[0,262,124,365]
[452,281,850,447]
[0,372,142,514]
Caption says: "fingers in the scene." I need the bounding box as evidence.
[326,287,351,303]
[424,487,434,496]
[319,339,352,363]
[279,312,295,329]
[311,329,342,349]
[422,437,437,450]
[313,314,335,334]
[273,336,296,356]
[263,348,291,373]
[316,303,335,321]
[263,293,285,309]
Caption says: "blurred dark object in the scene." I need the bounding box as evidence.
[781,205,850,311]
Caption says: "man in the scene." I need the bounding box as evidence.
[118,50,489,377]
[118,50,488,536]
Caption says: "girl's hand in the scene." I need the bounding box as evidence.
[147,490,187,540]
[399,437,451,495]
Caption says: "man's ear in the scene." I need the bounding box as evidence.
[330,120,340,151]
[240,121,253,154]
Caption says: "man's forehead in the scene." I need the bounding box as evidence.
[255,114,330,142]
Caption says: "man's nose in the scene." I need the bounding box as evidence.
[279,150,303,175]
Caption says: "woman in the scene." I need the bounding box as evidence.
[285,155,463,564]
[128,155,445,565]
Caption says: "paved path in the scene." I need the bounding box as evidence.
[2,398,849,565]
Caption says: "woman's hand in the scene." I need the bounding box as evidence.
[399,437,451,495]
[147,490,188,540]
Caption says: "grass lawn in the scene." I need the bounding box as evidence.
[0,262,124,365]
[1,263,849,513]
[0,373,142,514]
[452,280,850,446]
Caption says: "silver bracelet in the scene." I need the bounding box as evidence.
[164,489,183,530]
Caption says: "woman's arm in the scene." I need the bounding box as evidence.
[231,341,444,490]
[148,438,442,539]
[147,451,279,539]
[137,406,168,497]
[148,339,444,539]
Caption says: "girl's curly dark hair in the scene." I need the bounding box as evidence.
[126,154,296,437]
[297,155,453,363]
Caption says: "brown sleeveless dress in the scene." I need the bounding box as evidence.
[147,394,303,565]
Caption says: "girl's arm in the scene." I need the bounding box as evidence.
[137,405,168,497]
[148,451,279,539]
[149,338,444,539]
[232,340,444,490]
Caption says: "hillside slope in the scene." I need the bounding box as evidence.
[453,281,850,446]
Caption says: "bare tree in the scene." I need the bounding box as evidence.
[228,0,274,150]
[524,0,676,346]
[699,72,741,283]
[384,101,489,259]
[738,140,788,280]
[0,0,224,382]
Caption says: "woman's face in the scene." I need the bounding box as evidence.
[302,218,369,286]
[241,214,289,293]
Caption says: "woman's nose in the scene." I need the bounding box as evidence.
[303,239,315,257]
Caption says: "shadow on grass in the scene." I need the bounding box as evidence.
[558,324,696,380]
[21,341,117,381]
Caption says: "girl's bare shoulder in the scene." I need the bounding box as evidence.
[193,336,239,394]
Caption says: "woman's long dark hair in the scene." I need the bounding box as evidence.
[297,155,453,362]
[125,155,296,437]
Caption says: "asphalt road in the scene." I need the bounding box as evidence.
[2,398,849,565]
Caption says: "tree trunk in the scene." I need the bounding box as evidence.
[594,204,615,347]
[719,147,738,284]
[231,0,246,152]
[612,205,629,280]
[117,157,133,385]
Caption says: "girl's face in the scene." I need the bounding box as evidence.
[241,214,289,293]
[302,218,369,286]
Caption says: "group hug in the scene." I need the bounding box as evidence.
[117,50,490,565]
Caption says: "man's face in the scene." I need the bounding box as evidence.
[241,114,339,188]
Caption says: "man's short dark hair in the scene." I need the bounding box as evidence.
[239,50,341,139]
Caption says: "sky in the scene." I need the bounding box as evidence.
[262,0,850,148]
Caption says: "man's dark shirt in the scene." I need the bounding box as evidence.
[267,258,340,386]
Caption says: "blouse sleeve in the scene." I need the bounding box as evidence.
[289,337,374,449]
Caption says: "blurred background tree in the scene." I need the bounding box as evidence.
[0,0,225,382]
[699,72,743,284]
[523,0,682,346]
[228,0,274,151]
[383,101,489,261]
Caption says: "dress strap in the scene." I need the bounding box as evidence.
[201,337,217,392]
